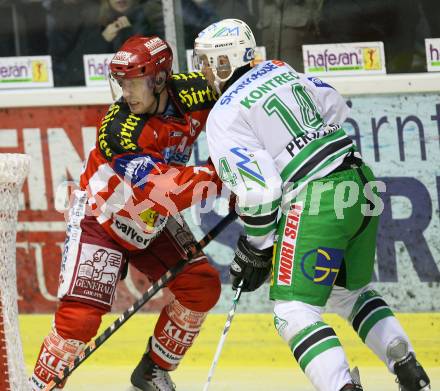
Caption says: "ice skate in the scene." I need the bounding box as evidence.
[394,352,430,391]
[130,348,176,391]
[340,367,363,390]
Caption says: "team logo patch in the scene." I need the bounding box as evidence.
[243,47,254,62]
[111,50,131,65]
[230,147,266,189]
[307,76,335,89]
[301,247,344,286]
[70,243,123,306]
[144,37,168,56]
[113,154,162,189]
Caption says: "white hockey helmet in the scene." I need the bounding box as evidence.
[193,19,256,92]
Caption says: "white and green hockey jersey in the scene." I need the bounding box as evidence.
[206,60,356,249]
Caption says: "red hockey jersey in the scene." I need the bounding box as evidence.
[80,72,221,250]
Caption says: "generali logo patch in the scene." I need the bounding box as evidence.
[70,243,123,306]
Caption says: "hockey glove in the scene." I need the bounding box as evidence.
[230,235,273,292]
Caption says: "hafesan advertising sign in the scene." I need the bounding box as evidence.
[0,56,53,88]
[83,53,114,87]
[425,38,440,72]
[302,42,386,76]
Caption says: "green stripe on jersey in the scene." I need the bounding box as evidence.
[240,197,281,216]
[283,145,354,196]
[280,129,349,181]
[305,146,354,179]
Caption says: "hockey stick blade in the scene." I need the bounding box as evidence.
[43,210,237,391]
[202,280,243,391]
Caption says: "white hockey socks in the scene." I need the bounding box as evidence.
[348,289,413,372]
[274,301,352,391]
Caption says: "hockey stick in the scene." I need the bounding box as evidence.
[44,210,237,391]
[202,280,243,391]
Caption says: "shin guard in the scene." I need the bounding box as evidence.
[348,290,416,372]
[29,329,85,390]
[150,299,207,370]
[274,301,352,391]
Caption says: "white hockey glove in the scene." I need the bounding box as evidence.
[230,235,273,292]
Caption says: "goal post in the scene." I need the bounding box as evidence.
[0,154,30,391]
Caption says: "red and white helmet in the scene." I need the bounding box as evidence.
[110,35,173,80]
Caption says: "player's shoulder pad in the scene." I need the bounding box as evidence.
[168,71,218,113]
[97,100,149,161]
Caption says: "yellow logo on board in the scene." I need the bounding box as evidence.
[31,60,48,82]
[362,48,382,70]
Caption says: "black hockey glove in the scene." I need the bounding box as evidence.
[230,235,273,292]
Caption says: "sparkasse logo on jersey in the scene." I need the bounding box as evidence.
[302,42,386,76]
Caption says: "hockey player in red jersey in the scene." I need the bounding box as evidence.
[30,35,223,391]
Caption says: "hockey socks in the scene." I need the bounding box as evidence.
[29,329,85,390]
[149,299,207,370]
[30,301,104,390]
[349,290,394,343]
[349,289,414,371]
[289,321,352,391]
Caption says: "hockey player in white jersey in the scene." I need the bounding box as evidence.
[193,19,431,391]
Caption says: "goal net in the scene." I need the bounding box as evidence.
[0,154,30,391]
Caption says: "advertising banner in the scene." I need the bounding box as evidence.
[83,53,114,87]
[0,56,53,88]
[0,92,439,313]
[425,38,440,72]
[302,42,386,76]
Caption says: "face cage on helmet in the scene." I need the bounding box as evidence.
[193,51,237,93]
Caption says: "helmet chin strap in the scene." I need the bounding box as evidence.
[150,79,168,115]
[212,67,235,95]
[213,79,223,95]
[150,92,161,115]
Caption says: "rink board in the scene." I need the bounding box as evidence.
[22,313,439,390]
